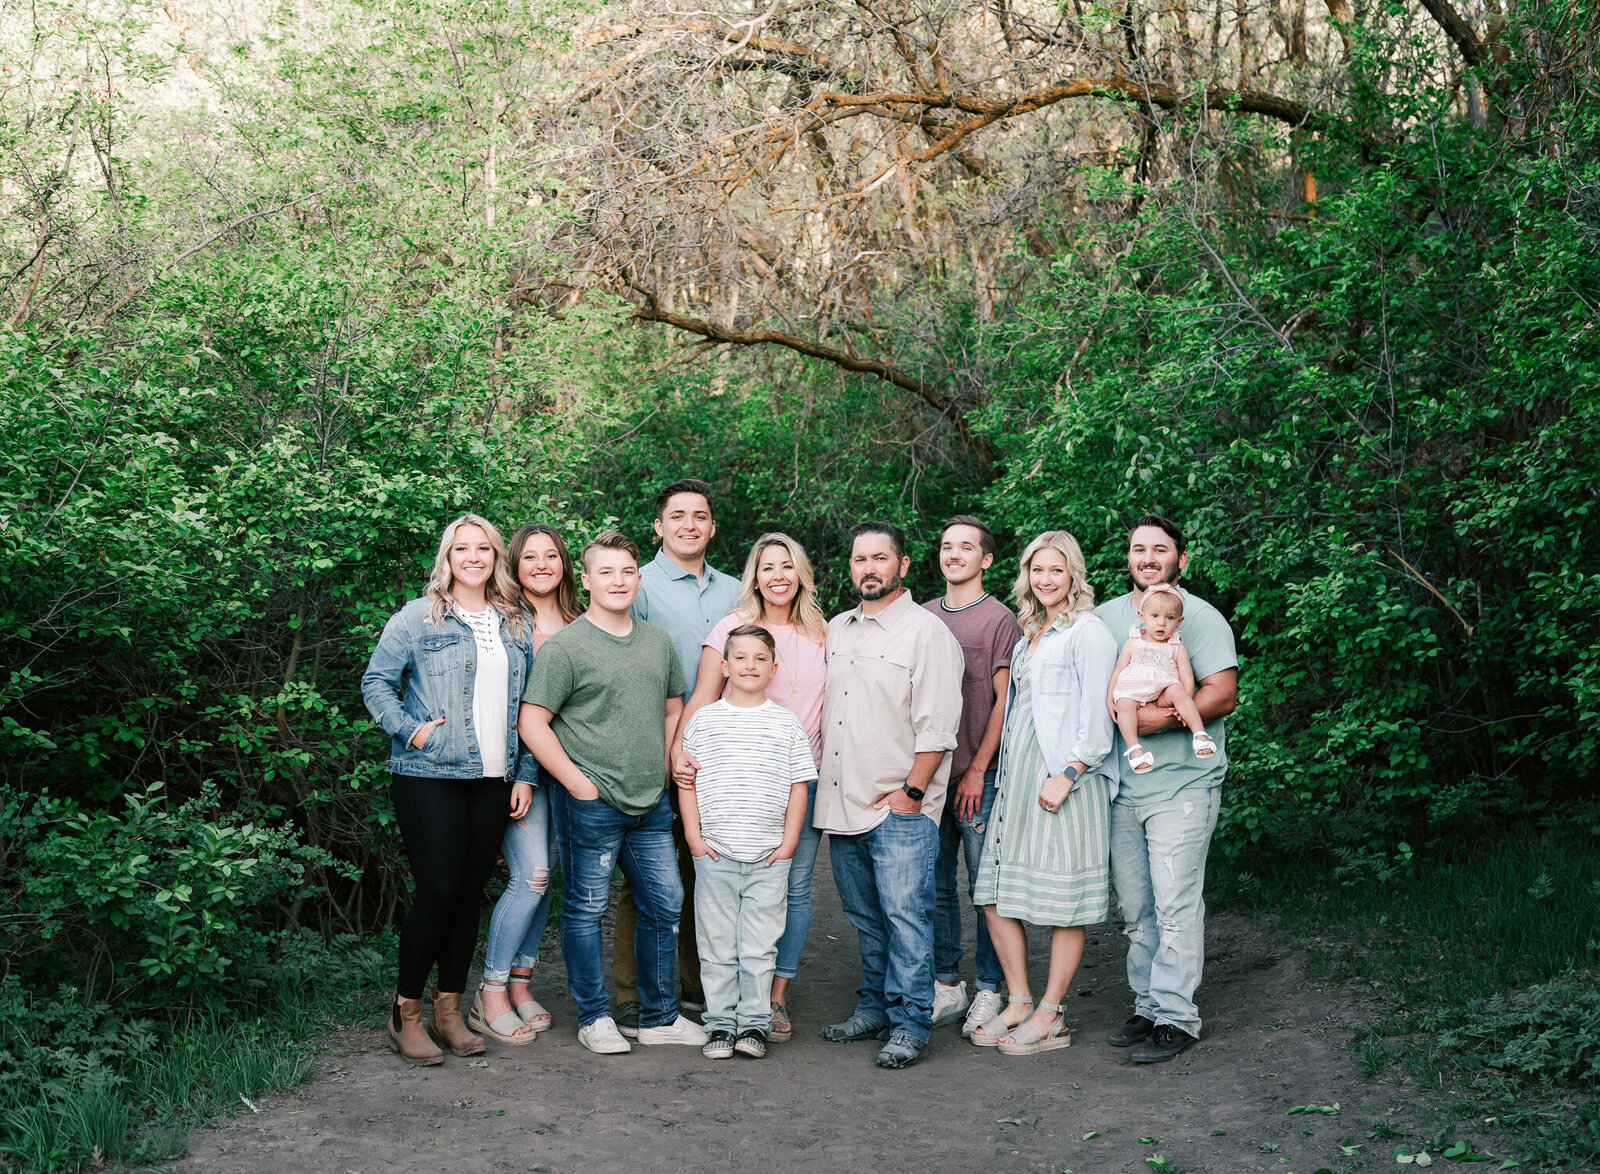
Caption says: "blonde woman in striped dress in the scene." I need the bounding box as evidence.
[969,531,1118,1055]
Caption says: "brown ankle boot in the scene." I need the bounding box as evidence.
[429,989,486,1056]
[387,993,443,1066]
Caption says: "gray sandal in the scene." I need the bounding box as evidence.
[468,980,537,1045]
[970,995,1033,1048]
[998,1000,1071,1055]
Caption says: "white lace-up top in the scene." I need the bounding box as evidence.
[455,605,509,778]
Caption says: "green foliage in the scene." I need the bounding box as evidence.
[10,783,342,997]
[1432,975,1600,1089]
[980,5,1600,852]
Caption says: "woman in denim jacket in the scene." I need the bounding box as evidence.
[470,523,582,1045]
[969,530,1118,1055]
[361,514,532,1066]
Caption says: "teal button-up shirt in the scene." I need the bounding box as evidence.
[631,549,741,698]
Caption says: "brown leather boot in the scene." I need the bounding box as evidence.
[429,989,486,1056]
[387,993,443,1066]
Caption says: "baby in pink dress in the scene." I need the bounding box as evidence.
[1106,583,1217,773]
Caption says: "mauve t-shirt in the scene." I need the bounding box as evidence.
[924,594,1023,778]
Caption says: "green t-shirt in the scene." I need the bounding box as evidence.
[521,615,686,815]
[1096,588,1238,806]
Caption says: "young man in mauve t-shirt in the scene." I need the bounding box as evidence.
[923,515,1023,1038]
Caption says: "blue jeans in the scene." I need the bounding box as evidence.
[933,770,1001,992]
[773,779,821,981]
[829,810,939,1044]
[1109,787,1220,1036]
[549,787,683,1029]
[692,853,791,1034]
[482,786,555,983]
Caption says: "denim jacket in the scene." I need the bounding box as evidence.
[996,609,1120,798]
[360,596,537,782]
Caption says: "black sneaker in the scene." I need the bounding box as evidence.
[615,1000,642,1039]
[734,1028,767,1058]
[1109,1014,1156,1048]
[1131,1023,1197,1063]
[701,1029,736,1060]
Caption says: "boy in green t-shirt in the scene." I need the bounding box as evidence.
[519,531,706,1056]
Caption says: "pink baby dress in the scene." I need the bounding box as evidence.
[1112,626,1184,703]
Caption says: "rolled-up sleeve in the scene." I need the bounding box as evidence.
[361,611,421,747]
[1065,619,1118,772]
[910,624,964,755]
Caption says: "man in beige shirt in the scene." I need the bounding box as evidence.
[815,521,964,1069]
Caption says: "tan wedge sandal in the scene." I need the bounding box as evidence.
[998,1000,1072,1055]
[970,995,1034,1047]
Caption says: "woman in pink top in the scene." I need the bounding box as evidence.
[473,524,582,1044]
[672,532,826,1040]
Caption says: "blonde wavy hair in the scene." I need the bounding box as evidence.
[425,514,523,631]
[1014,530,1096,642]
[732,532,827,644]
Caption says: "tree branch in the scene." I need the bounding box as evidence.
[630,298,995,469]
[1415,0,1488,68]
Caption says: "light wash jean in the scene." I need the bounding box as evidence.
[549,788,683,1030]
[481,785,555,983]
[829,810,939,1045]
[773,779,821,980]
[691,853,791,1035]
[1109,786,1220,1036]
[933,770,1001,992]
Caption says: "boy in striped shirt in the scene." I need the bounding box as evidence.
[679,624,816,1059]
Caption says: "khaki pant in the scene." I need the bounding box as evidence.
[613,785,703,1003]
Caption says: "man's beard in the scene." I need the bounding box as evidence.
[1128,565,1180,593]
[857,570,903,601]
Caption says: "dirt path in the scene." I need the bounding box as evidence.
[179,845,1404,1174]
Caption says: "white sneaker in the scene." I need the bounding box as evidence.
[578,1016,632,1054]
[931,979,970,1029]
[638,1015,710,1046]
[962,988,1005,1038]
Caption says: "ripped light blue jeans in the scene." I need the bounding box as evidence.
[482,785,555,983]
[772,779,821,981]
[1109,786,1220,1037]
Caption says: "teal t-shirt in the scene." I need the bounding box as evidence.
[521,615,686,815]
[1096,588,1238,806]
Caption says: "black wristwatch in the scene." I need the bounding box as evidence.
[902,783,926,802]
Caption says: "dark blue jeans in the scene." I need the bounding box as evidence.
[933,770,1002,992]
[829,810,939,1044]
[549,787,682,1029]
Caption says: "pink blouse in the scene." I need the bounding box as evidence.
[702,610,826,765]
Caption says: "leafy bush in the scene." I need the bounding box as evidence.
[7,783,344,1001]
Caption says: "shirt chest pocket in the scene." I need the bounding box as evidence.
[420,633,463,677]
[1036,655,1078,697]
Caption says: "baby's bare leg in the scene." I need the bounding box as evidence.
[1158,684,1206,735]
[1114,697,1144,750]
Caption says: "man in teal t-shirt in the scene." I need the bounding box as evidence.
[1095,515,1238,1064]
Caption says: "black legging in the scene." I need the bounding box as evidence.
[391,773,509,998]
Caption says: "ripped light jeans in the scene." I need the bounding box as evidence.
[482,785,555,983]
[1109,786,1220,1037]
[772,779,821,981]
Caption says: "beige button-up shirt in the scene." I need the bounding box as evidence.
[814,590,965,835]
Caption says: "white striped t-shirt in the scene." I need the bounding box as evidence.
[682,699,818,862]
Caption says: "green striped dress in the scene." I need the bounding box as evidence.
[973,644,1112,927]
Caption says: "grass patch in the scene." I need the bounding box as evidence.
[1215,826,1600,1168]
[0,930,392,1172]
